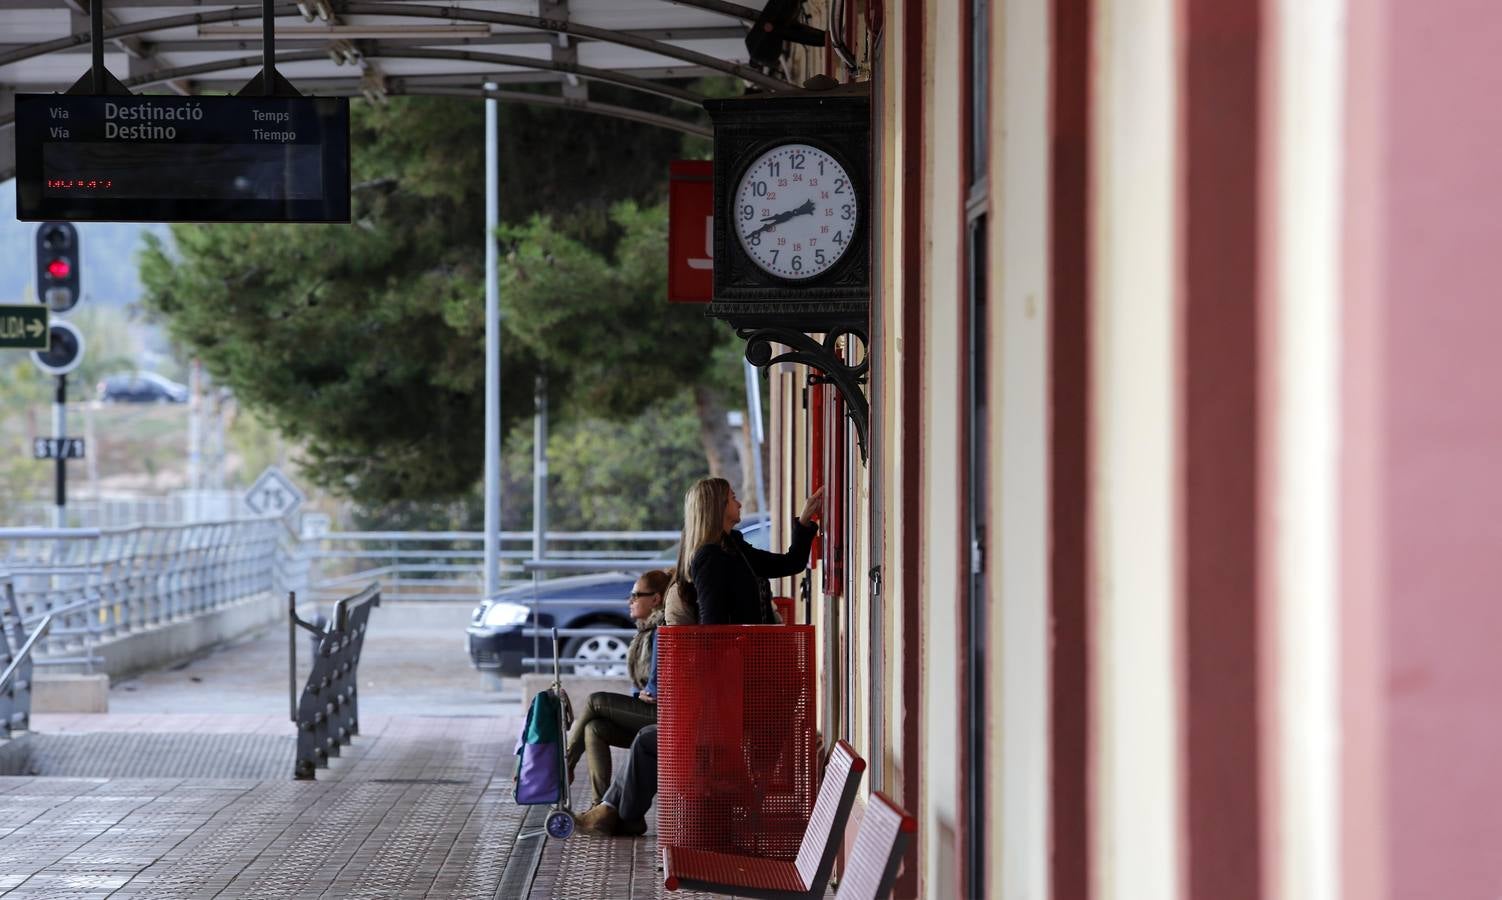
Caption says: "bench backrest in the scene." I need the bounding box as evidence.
[834,791,916,900]
[794,739,866,889]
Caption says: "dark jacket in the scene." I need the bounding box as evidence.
[689,518,818,625]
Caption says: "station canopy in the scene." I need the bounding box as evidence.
[0,0,799,181]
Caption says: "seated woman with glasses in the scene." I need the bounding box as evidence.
[563,568,670,807]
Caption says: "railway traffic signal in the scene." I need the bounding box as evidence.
[31,319,84,376]
[35,222,80,313]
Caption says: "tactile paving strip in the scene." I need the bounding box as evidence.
[0,733,295,779]
[526,749,724,900]
[0,716,538,898]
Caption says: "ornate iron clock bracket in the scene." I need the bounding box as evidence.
[738,323,870,462]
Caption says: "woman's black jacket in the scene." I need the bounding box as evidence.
[689,518,818,625]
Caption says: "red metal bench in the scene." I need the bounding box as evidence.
[835,791,916,900]
[657,625,819,859]
[661,739,865,899]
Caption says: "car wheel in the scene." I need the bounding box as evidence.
[563,632,631,678]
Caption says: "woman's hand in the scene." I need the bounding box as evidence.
[799,486,825,527]
[640,691,656,704]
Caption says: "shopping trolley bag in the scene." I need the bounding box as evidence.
[514,687,567,805]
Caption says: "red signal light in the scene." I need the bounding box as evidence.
[46,258,71,280]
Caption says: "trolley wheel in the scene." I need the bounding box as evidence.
[546,811,575,839]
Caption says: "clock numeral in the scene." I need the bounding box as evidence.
[835,178,847,194]
[842,204,855,221]
[778,178,789,188]
[768,161,781,177]
[792,173,803,183]
[753,181,768,197]
[790,153,806,170]
[818,160,826,175]
[750,232,762,247]
[834,231,846,245]
[815,249,827,266]
[741,204,754,221]
[791,255,803,272]
[771,250,780,265]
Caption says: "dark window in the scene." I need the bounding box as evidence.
[964,2,990,894]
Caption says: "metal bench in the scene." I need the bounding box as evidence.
[834,791,916,900]
[662,739,865,899]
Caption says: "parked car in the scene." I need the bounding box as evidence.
[467,514,773,677]
[97,371,189,404]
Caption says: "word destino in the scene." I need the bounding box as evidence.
[45,103,297,142]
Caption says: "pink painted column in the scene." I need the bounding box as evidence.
[1343,2,1502,896]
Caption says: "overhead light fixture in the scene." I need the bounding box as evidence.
[295,0,333,22]
[325,39,362,65]
[199,24,491,39]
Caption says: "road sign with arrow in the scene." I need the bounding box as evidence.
[0,305,49,350]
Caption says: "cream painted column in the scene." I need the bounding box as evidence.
[992,0,1050,895]
[1262,0,1344,897]
[1090,0,1182,897]
[920,0,966,894]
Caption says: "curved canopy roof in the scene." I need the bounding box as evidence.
[0,0,800,180]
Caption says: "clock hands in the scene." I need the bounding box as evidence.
[747,199,817,239]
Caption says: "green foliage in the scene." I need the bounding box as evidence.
[137,184,532,503]
[353,389,707,534]
[471,202,737,420]
[505,391,708,532]
[138,92,734,508]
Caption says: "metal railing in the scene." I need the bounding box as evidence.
[513,557,659,675]
[301,529,677,606]
[290,585,379,780]
[0,578,53,738]
[0,518,305,667]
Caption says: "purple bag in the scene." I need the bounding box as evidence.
[514,689,564,805]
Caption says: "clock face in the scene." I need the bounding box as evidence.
[733,142,857,281]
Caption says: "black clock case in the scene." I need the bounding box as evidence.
[704,84,871,332]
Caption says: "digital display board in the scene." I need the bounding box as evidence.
[14,94,350,223]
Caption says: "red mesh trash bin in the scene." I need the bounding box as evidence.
[773,596,795,624]
[657,625,818,861]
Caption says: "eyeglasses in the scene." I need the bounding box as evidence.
[629,591,657,599]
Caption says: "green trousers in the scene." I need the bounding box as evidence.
[564,691,657,805]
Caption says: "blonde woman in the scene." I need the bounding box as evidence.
[668,477,822,625]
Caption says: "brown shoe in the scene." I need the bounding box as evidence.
[617,817,648,837]
[575,803,621,836]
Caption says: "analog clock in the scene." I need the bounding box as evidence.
[732,142,857,281]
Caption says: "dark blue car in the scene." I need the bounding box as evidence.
[466,516,772,676]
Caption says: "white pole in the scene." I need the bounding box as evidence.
[188,358,202,521]
[744,359,768,513]
[532,374,548,561]
[483,83,502,600]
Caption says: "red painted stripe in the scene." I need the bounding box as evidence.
[898,0,927,896]
[1179,1,1264,897]
[1049,0,1092,897]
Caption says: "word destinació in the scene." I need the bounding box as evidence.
[43,102,298,141]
